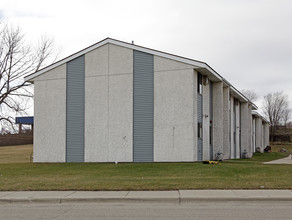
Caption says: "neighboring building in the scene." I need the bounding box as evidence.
[252,111,270,153]
[15,116,34,134]
[24,38,269,163]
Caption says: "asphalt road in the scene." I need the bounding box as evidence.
[1,201,292,220]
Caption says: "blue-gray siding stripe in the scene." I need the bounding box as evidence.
[66,55,85,162]
[197,139,203,161]
[209,81,213,160]
[197,95,203,161]
[133,50,154,162]
[209,82,213,121]
[234,97,236,158]
[197,77,203,161]
[197,94,203,123]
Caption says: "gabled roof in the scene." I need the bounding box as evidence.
[25,38,222,81]
[24,37,257,109]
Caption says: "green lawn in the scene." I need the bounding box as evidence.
[0,144,291,191]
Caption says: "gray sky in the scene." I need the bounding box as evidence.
[1,0,292,113]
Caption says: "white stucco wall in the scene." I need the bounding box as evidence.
[247,104,253,156]
[252,117,256,152]
[154,56,196,162]
[262,123,265,150]
[84,76,109,162]
[264,123,270,148]
[154,55,194,72]
[33,64,66,162]
[212,82,224,158]
[230,97,235,159]
[255,117,263,152]
[85,45,109,162]
[223,86,230,159]
[84,44,133,162]
[202,81,210,161]
[108,74,133,162]
[240,102,250,157]
[85,44,109,77]
[193,70,198,162]
[108,44,133,162]
[235,101,240,159]
[109,44,133,75]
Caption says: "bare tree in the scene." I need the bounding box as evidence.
[0,23,55,132]
[262,91,291,140]
[283,108,291,127]
[241,89,258,102]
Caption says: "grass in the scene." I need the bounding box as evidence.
[270,142,292,152]
[0,144,33,164]
[0,144,291,191]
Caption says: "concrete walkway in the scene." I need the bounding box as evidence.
[1,190,292,204]
[263,155,292,164]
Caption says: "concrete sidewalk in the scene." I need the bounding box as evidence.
[1,190,292,204]
[263,155,292,164]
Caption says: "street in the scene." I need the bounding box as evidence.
[1,201,292,219]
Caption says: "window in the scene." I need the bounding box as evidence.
[198,123,202,138]
[197,73,202,94]
[209,123,213,145]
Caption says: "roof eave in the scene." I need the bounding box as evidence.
[252,111,270,124]
[226,80,258,109]
[25,38,112,82]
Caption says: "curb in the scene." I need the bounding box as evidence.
[0,198,61,204]
[180,197,292,202]
[1,197,292,204]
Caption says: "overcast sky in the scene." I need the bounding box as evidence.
[1,0,292,114]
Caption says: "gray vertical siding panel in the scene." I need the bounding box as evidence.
[133,50,154,162]
[197,94,203,123]
[209,81,213,160]
[197,139,203,161]
[66,55,85,162]
[239,102,241,157]
[233,98,237,159]
[197,91,203,161]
